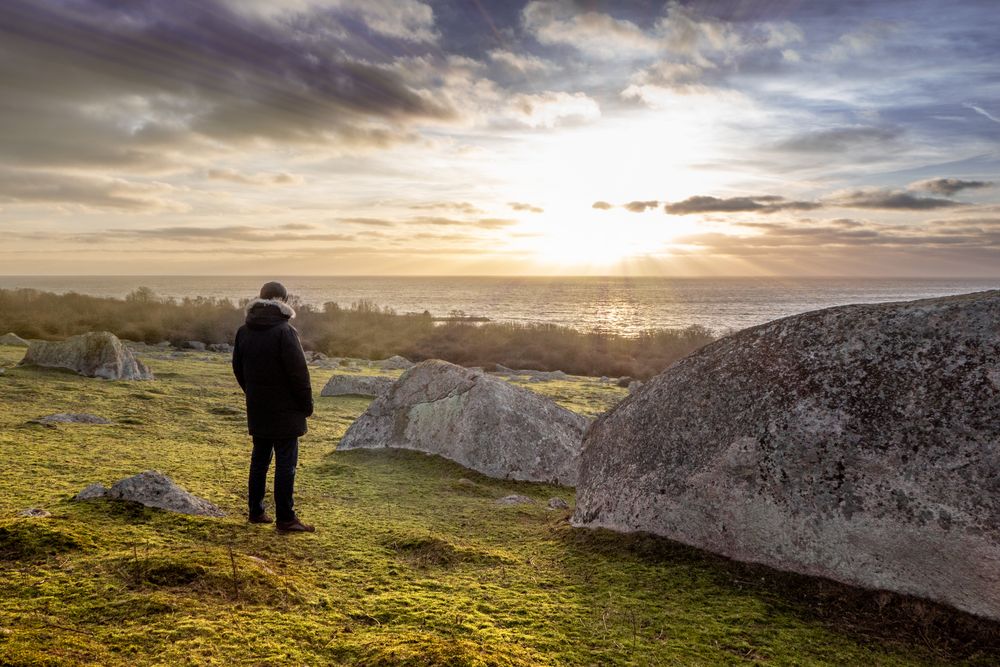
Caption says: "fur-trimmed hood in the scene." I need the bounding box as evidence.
[245,297,295,319]
[244,298,296,331]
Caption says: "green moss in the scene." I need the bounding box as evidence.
[0,343,998,665]
[0,520,88,561]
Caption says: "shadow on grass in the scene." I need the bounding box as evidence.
[553,523,1000,662]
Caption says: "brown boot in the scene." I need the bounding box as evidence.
[248,512,274,524]
[276,517,315,533]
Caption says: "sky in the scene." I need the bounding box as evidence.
[1,0,999,277]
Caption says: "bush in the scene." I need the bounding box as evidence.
[0,288,715,379]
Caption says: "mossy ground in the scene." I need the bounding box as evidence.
[0,345,997,665]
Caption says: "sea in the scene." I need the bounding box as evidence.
[1,276,997,336]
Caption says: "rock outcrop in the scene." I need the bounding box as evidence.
[320,374,394,398]
[0,332,29,346]
[74,471,223,516]
[573,290,1000,620]
[19,332,154,380]
[338,360,587,485]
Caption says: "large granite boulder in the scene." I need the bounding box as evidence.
[321,374,394,398]
[0,332,29,346]
[75,470,224,517]
[573,291,1000,620]
[338,360,588,485]
[19,332,153,380]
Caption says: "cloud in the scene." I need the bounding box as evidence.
[908,178,993,196]
[408,202,485,215]
[821,21,898,62]
[509,202,544,213]
[337,215,517,230]
[824,188,962,210]
[0,0,455,173]
[218,0,438,42]
[488,50,555,74]
[592,201,613,210]
[338,218,397,227]
[506,91,601,128]
[673,216,1000,260]
[413,217,517,229]
[0,167,181,211]
[207,169,303,186]
[624,200,660,213]
[964,103,1000,124]
[775,126,902,153]
[653,1,745,67]
[522,0,660,60]
[664,195,820,215]
[29,224,357,244]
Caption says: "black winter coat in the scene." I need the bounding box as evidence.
[232,299,313,438]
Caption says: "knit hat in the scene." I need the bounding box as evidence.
[259,281,288,301]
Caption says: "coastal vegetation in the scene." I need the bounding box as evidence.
[0,288,715,379]
[1,345,998,665]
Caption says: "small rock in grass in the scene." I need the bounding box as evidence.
[183,341,206,351]
[496,494,533,506]
[456,478,476,487]
[547,497,570,510]
[17,508,51,518]
[34,413,112,425]
[74,483,108,501]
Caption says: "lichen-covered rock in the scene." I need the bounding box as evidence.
[320,374,394,398]
[105,470,224,517]
[547,497,570,510]
[339,360,587,486]
[0,332,29,346]
[19,332,153,380]
[379,355,414,370]
[17,508,51,518]
[573,290,1000,620]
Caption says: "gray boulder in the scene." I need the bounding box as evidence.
[19,332,154,380]
[320,374,394,398]
[183,341,206,351]
[573,290,1000,621]
[547,497,570,510]
[338,360,588,486]
[74,483,108,501]
[17,508,51,518]
[496,495,534,506]
[0,332,29,347]
[102,470,224,517]
[379,355,414,370]
[207,343,233,353]
[33,413,111,425]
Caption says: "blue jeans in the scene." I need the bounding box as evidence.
[248,437,298,522]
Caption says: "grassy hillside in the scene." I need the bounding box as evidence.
[0,344,997,665]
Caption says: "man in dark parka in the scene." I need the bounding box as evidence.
[232,281,315,532]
